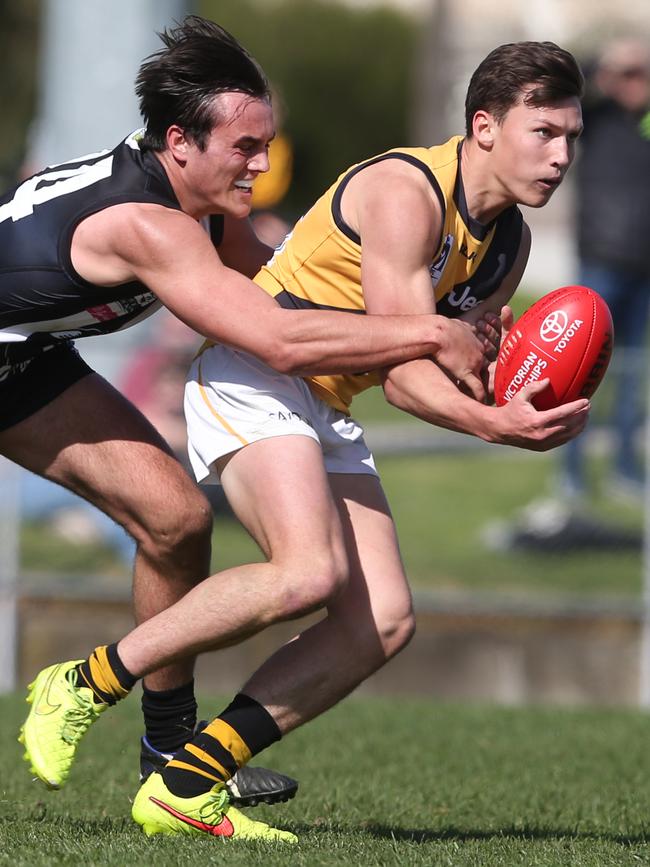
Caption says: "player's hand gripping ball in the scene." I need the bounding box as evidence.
[494,285,614,410]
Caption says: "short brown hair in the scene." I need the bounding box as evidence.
[136,16,270,152]
[465,41,584,136]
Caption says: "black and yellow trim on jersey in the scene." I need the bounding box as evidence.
[331,152,447,247]
[255,135,523,412]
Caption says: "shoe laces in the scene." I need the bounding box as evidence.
[197,787,230,824]
[60,668,103,745]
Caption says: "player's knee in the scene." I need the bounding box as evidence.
[358,608,415,675]
[135,486,213,562]
[337,608,414,683]
[378,608,416,660]
[278,548,349,619]
[310,543,349,606]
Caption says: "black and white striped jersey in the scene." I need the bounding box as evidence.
[0,130,223,363]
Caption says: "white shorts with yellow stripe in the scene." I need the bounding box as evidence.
[184,344,378,484]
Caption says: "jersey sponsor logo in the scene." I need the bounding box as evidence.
[122,292,156,313]
[446,284,480,312]
[459,241,477,261]
[87,304,119,322]
[87,294,157,324]
[429,234,453,287]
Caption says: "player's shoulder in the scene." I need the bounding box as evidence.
[365,137,462,208]
[77,201,203,264]
[351,164,441,244]
[352,150,439,205]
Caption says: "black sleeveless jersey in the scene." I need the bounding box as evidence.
[0,130,224,362]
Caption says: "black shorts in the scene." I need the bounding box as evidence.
[0,341,94,432]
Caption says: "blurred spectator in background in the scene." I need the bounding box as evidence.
[561,36,650,502]
[251,210,291,248]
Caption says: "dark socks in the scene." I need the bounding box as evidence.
[141,680,197,754]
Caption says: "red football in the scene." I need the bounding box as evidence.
[494,285,614,410]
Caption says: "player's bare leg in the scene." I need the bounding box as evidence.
[113,432,351,818]
[115,434,349,672]
[136,458,412,804]
[12,375,298,801]
[234,472,414,733]
[117,435,345,837]
[8,373,209,786]
[0,373,212,693]
[108,440,406,728]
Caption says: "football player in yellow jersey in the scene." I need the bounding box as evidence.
[23,40,590,840]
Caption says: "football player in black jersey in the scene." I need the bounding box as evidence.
[13,15,497,842]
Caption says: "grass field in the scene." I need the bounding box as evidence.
[2,692,650,865]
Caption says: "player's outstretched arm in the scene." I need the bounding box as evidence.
[71,203,475,378]
[382,358,590,452]
[219,211,492,386]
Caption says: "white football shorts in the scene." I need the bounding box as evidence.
[184,344,378,484]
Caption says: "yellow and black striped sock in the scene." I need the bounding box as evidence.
[162,693,281,797]
[76,643,137,706]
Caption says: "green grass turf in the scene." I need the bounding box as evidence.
[380,450,642,598]
[2,692,650,865]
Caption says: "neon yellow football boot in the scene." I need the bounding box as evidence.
[19,659,108,789]
[132,772,298,843]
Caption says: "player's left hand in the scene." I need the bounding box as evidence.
[497,305,514,340]
[474,310,502,360]
[475,305,515,358]
[478,306,515,402]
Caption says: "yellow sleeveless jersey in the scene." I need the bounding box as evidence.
[254,135,523,412]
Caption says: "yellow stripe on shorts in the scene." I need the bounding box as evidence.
[197,357,249,447]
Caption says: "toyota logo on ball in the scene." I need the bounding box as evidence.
[540,310,568,342]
